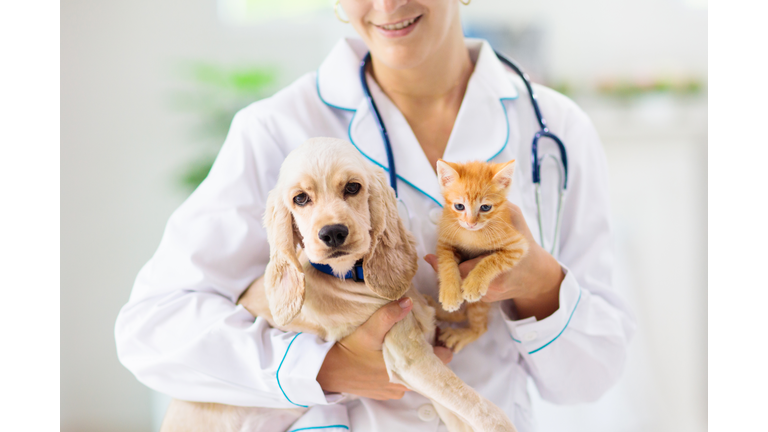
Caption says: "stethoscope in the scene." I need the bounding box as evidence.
[359,51,569,256]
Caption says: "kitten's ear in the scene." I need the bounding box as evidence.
[492,160,516,189]
[436,160,460,191]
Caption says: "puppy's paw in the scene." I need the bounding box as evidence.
[461,275,489,303]
[469,400,519,432]
[477,406,518,432]
[439,327,480,353]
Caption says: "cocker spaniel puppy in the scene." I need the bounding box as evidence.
[161,138,516,432]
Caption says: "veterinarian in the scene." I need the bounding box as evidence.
[115,1,635,431]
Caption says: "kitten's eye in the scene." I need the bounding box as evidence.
[480,204,492,212]
[345,182,361,196]
[293,193,310,206]
[454,203,465,211]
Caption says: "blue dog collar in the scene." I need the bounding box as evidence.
[309,260,365,282]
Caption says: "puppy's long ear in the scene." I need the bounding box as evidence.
[263,189,305,326]
[363,167,418,300]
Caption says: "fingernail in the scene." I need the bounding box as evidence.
[398,297,412,309]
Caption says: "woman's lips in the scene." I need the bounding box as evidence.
[374,15,422,38]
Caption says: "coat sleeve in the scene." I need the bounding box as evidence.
[503,95,637,404]
[114,108,338,408]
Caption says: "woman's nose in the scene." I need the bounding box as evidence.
[372,0,409,14]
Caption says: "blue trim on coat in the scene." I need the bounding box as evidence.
[344,104,444,208]
[277,332,308,408]
[512,288,582,354]
[316,71,356,112]
[316,74,518,209]
[486,97,517,162]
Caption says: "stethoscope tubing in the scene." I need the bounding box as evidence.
[359,49,568,256]
[493,51,569,189]
[360,53,399,197]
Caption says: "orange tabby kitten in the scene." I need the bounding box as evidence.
[433,159,528,352]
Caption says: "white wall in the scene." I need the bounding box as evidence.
[463,0,707,85]
[528,95,707,432]
[62,1,706,430]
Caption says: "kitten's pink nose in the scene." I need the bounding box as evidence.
[467,222,476,228]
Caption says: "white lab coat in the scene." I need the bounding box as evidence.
[115,38,635,432]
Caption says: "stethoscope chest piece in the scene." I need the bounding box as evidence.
[533,152,568,258]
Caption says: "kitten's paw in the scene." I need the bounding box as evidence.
[427,296,467,322]
[462,276,490,303]
[440,288,464,312]
[438,271,464,311]
[439,327,480,353]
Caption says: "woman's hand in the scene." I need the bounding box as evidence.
[316,297,453,400]
[424,203,565,320]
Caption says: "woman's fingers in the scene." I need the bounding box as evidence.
[433,346,453,364]
[347,298,412,351]
[424,254,438,272]
[507,201,535,241]
[319,297,463,400]
[369,386,408,401]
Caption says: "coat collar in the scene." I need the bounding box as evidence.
[317,38,520,207]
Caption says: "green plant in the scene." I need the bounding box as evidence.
[596,78,706,99]
[170,62,278,190]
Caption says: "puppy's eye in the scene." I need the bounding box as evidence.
[454,203,465,211]
[293,193,310,206]
[345,182,361,196]
[480,204,492,212]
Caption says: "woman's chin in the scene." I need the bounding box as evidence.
[365,30,435,69]
[372,45,433,70]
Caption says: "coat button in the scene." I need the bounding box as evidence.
[429,207,443,224]
[418,403,437,421]
[524,331,538,341]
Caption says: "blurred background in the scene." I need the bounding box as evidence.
[61,0,707,431]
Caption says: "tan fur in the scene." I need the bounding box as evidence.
[426,295,467,323]
[362,162,420,300]
[263,189,307,326]
[434,160,529,352]
[161,139,516,432]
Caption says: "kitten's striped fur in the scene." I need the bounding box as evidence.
[433,160,528,352]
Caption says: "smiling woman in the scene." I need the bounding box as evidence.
[114,0,635,431]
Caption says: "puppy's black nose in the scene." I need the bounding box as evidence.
[318,224,349,248]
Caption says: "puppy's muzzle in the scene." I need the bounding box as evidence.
[318,224,349,248]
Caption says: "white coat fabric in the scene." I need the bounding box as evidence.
[115,38,636,432]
